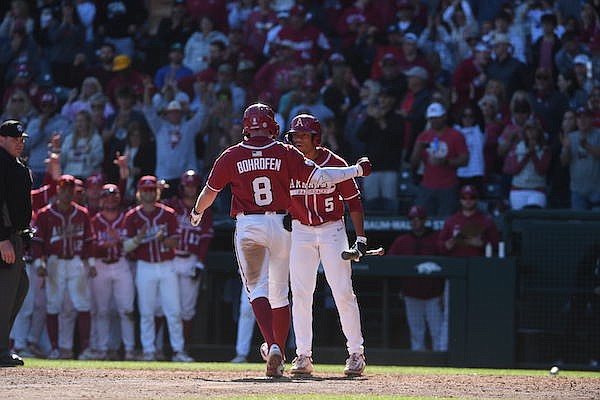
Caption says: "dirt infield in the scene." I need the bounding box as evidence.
[2,367,599,399]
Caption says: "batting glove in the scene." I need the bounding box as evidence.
[351,236,368,260]
[192,261,205,280]
[190,208,203,227]
[356,157,372,177]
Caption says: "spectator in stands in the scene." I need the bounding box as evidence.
[418,13,456,74]
[557,71,589,110]
[142,80,207,194]
[389,0,423,36]
[529,67,569,138]
[154,43,193,91]
[503,118,551,210]
[560,107,600,210]
[411,102,469,217]
[497,91,533,159]
[85,42,116,89]
[61,76,114,122]
[530,13,561,75]
[335,0,378,52]
[441,0,478,64]
[96,0,147,58]
[262,10,290,59]
[484,79,509,119]
[454,104,485,192]
[61,110,104,179]
[1,89,37,126]
[243,0,277,57]
[573,54,594,95]
[490,10,525,63]
[102,86,147,180]
[155,0,196,62]
[105,54,147,104]
[201,87,236,168]
[344,79,380,162]
[213,64,245,115]
[487,33,528,100]
[322,59,359,146]
[452,42,491,110]
[399,66,431,155]
[0,1,34,38]
[438,184,501,256]
[123,120,155,201]
[46,0,86,88]
[548,109,576,208]
[183,15,229,74]
[554,31,588,76]
[289,80,335,134]
[388,205,445,351]
[357,87,404,212]
[26,92,72,187]
[477,94,504,176]
[274,5,331,65]
[0,24,42,86]
[235,59,258,107]
[377,53,407,100]
[2,64,37,108]
[88,93,110,137]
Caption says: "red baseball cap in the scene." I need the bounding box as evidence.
[58,174,76,187]
[460,185,479,199]
[101,184,120,197]
[407,205,427,219]
[137,175,158,190]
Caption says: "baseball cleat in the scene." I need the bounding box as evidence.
[259,342,268,361]
[47,348,60,360]
[142,352,156,361]
[230,354,247,363]
[290,355,314,375]
[265,344,284,377]
[344,353,366,376]
[124,350,138,361]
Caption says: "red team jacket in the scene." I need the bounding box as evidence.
[91,211,127,262]
[206,136,316,216]
[437,209,501,257]
[289,147,360,226]
[33,202,93,259]
[123,203,179,263]
[163,197,214,261]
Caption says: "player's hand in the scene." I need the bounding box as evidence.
[191,261,205,280]
[343,236,367,261]
[356,157,372,177]
[190,208,203,227]
[0,240,15,264]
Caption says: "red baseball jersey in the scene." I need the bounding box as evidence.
[91,211,127,261]
[163,197,214,261]
[437,210,501,257]
[33,202,92,259]
[289,147,360,226]
[123,203,179,262]
[206,136,317,217]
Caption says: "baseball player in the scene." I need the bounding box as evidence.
[90,184,137,360]
[285,114,366,376]
[123,175,193,362]
[163,170,214,347]
[189,103,372,377]
[33,174,96,360]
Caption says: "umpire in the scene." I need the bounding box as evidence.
[0,120,32,367]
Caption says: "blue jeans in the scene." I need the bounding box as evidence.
[571,190,600,211]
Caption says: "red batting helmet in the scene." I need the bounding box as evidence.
[137,175,158,190]
[242,103,279,139]
[286,113,321,145]
[180,170,201,187]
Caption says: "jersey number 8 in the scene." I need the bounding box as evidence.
[252,176,273,206]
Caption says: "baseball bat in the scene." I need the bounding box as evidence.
[341,246,385,261]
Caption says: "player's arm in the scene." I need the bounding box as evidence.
[307,157,372,187]
[346,196,367,258]
[190,185,219,226]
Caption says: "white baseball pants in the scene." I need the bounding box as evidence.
[45,256,91,313]
[172,255,201,320]
[290,219,364,357]
[404,295,444,351]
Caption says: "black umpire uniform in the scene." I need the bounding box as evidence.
[0,120,32,367]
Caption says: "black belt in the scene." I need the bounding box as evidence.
[176,253,192,258]
[57,255,74,260]
[101,258,120,264]
[243,210,287,215]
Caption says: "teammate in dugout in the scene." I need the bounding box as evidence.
[163,170,214,347]
[285,113,367,377]
[33,174,97,360]
[189,103,372,377]
[89,184,137,361]
[122,175,194,362]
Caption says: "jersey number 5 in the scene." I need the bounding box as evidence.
[252,176,273,206]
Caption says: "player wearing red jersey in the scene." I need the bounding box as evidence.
[190,103,372,377]
[33,175,96,360]
[285,114,366,377]
[90,184,136,360]
[123,175,193,362]
[163,170,214,347]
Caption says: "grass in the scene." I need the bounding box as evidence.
[21,358,600,378]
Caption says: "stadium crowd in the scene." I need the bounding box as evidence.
[3,0,600,361]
